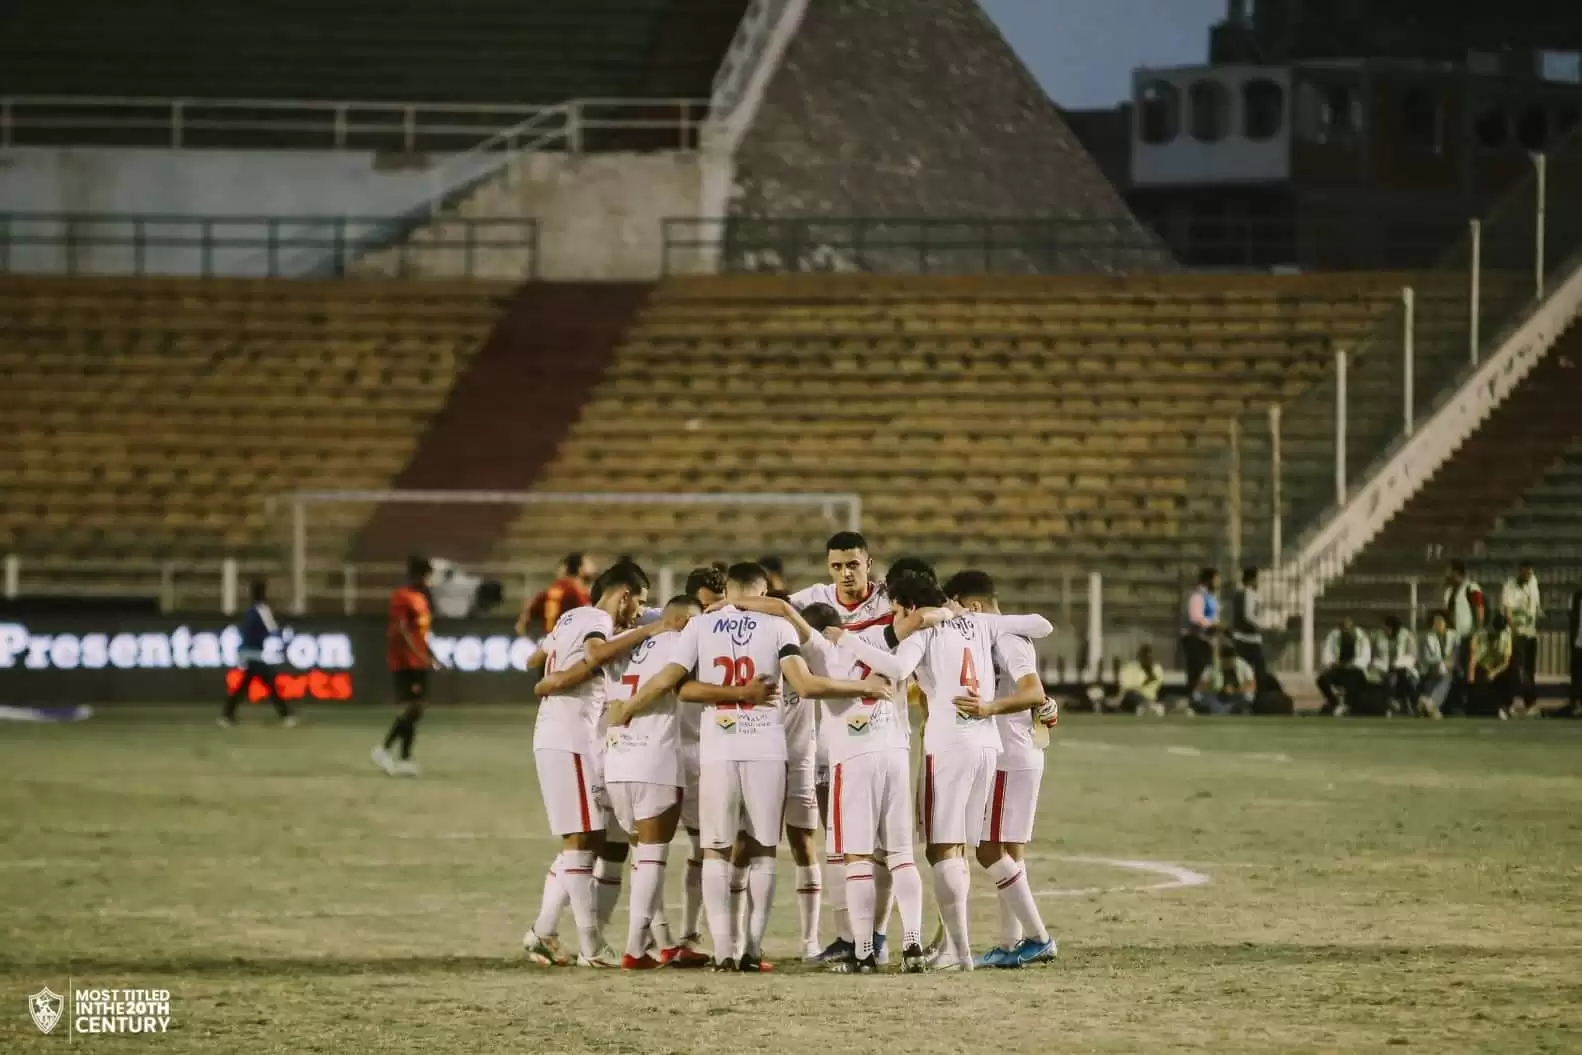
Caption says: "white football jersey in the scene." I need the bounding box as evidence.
[991,634,1043,771]
[604,631,684,787]
[533,606,615,754]
[813,628,908,763]
[671,605,802,763]
[791,582,892,631]
[840,612,1050,755]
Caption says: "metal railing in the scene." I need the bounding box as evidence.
[662,216,1174,275]
[659,215,1471,276]
[0,213,540,279]
[1222,126,1582,578]
[0,95,712,152]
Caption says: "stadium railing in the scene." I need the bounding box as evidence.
[1225,124,1582,642]
[0,213,540,279]
[0,96,712,152]
[659,215,1472,275]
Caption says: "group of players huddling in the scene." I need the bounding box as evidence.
[484,531,1062,975]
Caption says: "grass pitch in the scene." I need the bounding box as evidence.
[2,706,1580,1053]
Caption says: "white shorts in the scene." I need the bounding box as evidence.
[680,743,700,832]
[699,759,785,850]
[815,739,831,786]
[828,750,913,857]
[920,746,999,847]
[986,764,1044,846]
[534,748,598,836]
[607,781,681,835]
[784,757,818,831]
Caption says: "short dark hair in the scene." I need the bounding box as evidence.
[407,554,431,581]
[1383,614,1402,631]
[1448,559,1467,575]
[759,555,785,575]
[942,569,996,603]
[1219,644,1238,660]
[592,560,649,603]
[1430,608,1449,621]
[665,594,703,615]
[1199,567,1218,587]
[889,569,946,610]
[1518,557,1534,568]
[725,561,769,590]
[684,565,727,599]
[886,557,936,594]
[800,602,843,632]
[563,552,586,575]
[825,531,868,554]
[1242,567,1258,585]
[250,579,268,603]
[766,589,793,603]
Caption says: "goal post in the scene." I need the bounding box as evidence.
[274,489,863,615]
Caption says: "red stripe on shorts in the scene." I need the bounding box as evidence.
[923,755,935,843]
[571,752,592,833]
[832,763,844,856]
[989,769,1007,844]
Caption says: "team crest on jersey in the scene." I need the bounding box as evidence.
[847,712,870,735]
[716,712,738,732]
[713,614,758,648]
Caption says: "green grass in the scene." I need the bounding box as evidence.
[2,707,1580,1053]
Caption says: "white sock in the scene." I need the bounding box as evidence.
[845,859,877,960]
[626,844,667,959]
[931,857,972,967]
[745,857,777,958]
[794,865,822,949]
[593,855,624,930]
[681,831,704,938]
[561,849,601,960]
[729,863,750,959]
[824,855,851,942]
[872,860,894,941]
[886,852,925,950]
[987,856,1047,944]
[701,858,734,962]
[532,857,567,937]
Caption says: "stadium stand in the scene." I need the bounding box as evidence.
[489,272,1452,629]
[0,276,506,581]
[1314,333,1582,625]
[0,0,744,108]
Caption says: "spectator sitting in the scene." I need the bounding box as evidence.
[1317,616,1372,717]
[1417,609,1458,719]
[1192,644,1255,715]
[1372,614,1419,716]
[1470,613,1516,718]
[1116,644,1166,716]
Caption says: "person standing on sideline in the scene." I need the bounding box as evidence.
[1443,560,1485,714]
[517,552,597,638]
[1230,567,1266,679]
[1418,610,1458,719]
[1181,568,1220,696]
[1501,561,1542,717]
[1372,615,1419,716]
[372,555,439,777]
[219,580,297,728]
[1567,584,1582,717]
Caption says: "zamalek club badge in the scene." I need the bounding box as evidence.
[29,986,64,1034]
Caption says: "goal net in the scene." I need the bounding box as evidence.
[270,489,863,615]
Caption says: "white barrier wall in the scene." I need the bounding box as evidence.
[0,147,445,217]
